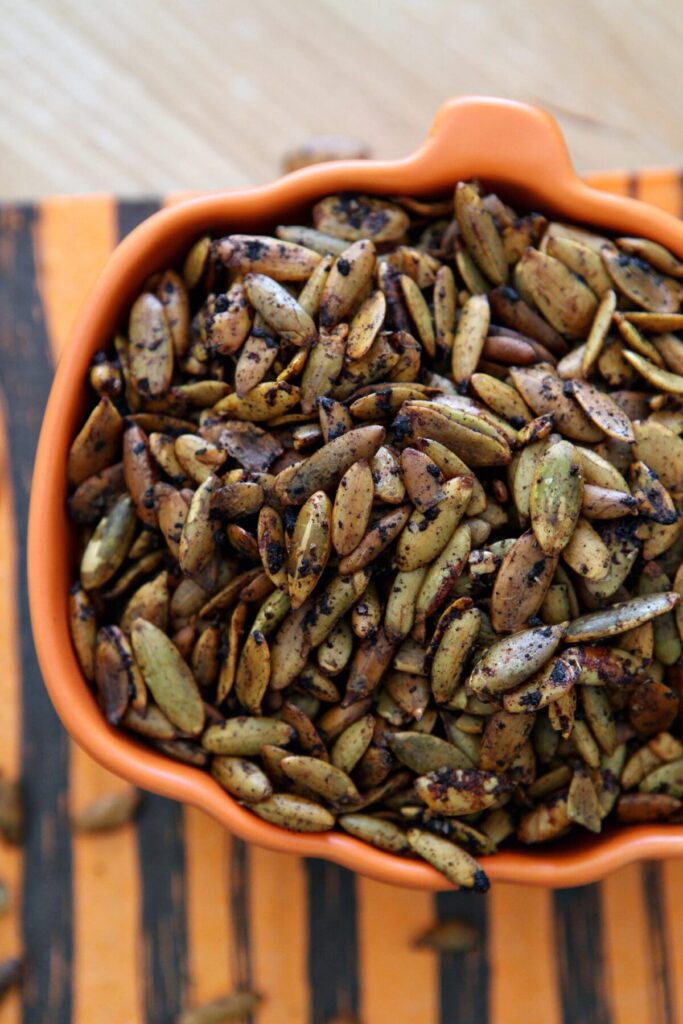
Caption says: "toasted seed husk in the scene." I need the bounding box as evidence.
[415,767,509,816]
[400,275,436,357]
[451,294,490,388]
[80,494,137,590]
[313,194,409,243]
[275,224,349,256]
[547,235,612,297]
[319,239,376,329]
[633,420,683,494]
[343,628,396,705]
[564,592,680,642]
[315,620,354,677]
[389,732,471,774]
[72,788,140,833]
[479,710,536,771]
[305,569,371,648]
[280,425,385,505]
[581,484,637,519]
[281,755,359,803]
[287,491,332,607]
[639,759,683,798]
[622,349,683,395]
[567,768,602,833]
[179,475,218,590]
[407,828,489,891]
[469,623,565,697]
[394,475,473,571]
[489,530,558,633]
[131,619,205,735]
[300,323,348,413]
[69,462,126,524]
[202,716,294,756]
[211,756,272,803]
[433,265,457,351]
[339,505,411,575]
[370,445,406,504]
[330,715,375,774]
[455,182,507,286]
[517,795,570,844]
[414,917,479,953]
[68,397,124,487]
[516,248,598,337]
[529,440,583,555]
[568,378,635,444]
[562,517,611,581]
[251,792,335,832]
[509,365,602,442]
[69,584,97,681]
[602,247,679,313]
[470,372,531,424]
[216,234,321,281]
[339,813,409,853]
[129,292,174,396]
[397,401,512,467]
[430,602,480,705]
[617,792,682,822]
[503,653,579,713]
[331,460,375,557]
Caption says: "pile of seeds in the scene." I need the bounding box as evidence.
[67,183,683,890]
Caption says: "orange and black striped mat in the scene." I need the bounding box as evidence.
[1,170,683,1024]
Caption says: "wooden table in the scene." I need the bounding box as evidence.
[2,0,683,198]
[0,170,682,1024]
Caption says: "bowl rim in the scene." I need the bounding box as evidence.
[28,95,683,890]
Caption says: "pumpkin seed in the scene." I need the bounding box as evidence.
[72,789,140,833]
[407,828,489,891]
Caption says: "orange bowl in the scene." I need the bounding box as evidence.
[28,96,683,889]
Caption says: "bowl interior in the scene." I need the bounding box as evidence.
[30,96,683,889]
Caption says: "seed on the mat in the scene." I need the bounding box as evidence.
[71,788,140,833]
[0,778,23,845]
[414,917,479,953]
[177,991,263,1024]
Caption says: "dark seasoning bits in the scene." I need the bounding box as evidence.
[66,182,683,890]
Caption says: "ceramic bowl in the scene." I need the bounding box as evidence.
[28,96,683,888]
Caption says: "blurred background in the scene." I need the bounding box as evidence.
[1,0,683,199]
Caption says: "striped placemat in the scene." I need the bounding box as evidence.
[0,169,682,1024]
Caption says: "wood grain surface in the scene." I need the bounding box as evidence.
[1,0,683,199]
[0,169,682,1024]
